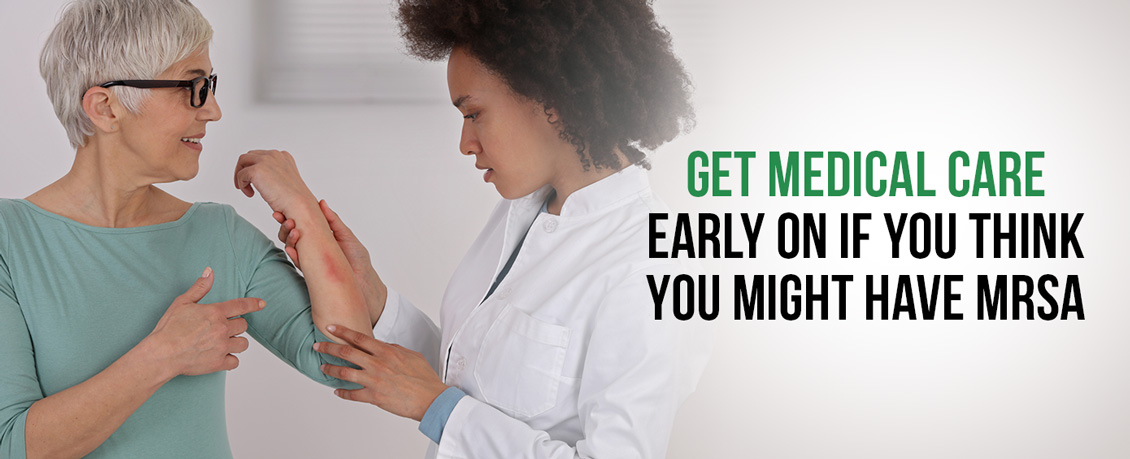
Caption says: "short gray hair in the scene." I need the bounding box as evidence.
[39,0,213,149]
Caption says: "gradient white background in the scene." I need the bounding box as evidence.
[2,1,1128,457]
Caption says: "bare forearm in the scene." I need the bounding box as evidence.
[24,340,173,459]
[290,202,372,339]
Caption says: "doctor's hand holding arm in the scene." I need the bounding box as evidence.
[272,201,388,328]
[316,325,447,421]
[234,150,373,340]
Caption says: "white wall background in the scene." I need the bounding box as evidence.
[3,0,1129,458]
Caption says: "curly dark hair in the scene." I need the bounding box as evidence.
[396,0,695,170]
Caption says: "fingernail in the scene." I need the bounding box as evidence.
[313,343,321,351]
[327,325,337,333]
[334,389,342,397]
[258,300,266,309]
[320,364,327,372]
[202,267,213,278]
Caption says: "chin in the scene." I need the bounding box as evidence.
[495,183,539,200]
[176,164,201,182]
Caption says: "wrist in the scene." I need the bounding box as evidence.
[414,383,453,422]
[128,336,179,386]
[284,195,324,228]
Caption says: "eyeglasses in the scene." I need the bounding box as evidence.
[97,74,218,108]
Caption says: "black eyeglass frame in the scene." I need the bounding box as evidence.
[97,74,218,108]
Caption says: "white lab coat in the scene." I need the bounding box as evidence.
[374,165,711,458]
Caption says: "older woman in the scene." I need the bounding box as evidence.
[0,1,370,458]
[240,0,711,457]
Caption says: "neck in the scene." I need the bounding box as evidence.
[29,139,174,228]
[546,149,631,215]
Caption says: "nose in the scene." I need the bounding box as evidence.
[198,91,222,122]
[459,121,480,156]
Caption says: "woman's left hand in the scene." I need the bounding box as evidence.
[315,325,448,421]
[234,149,318,216]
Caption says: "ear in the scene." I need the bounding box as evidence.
[82,86,122,133]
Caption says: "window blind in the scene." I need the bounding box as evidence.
[255,0,447,104]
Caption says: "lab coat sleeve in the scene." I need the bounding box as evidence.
[433,265,712,458]
[373,287,442,374]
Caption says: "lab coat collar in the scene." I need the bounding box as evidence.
[560,164,649,217]
[511,164,649,219]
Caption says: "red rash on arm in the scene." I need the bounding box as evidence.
[321,251,347,284]
[286,202,373,342]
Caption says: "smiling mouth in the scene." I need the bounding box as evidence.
[180,137,201,144]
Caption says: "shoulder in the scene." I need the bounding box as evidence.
[0,200,31,271]
[0,200,14,252]
[189,203,281,281]
[0,199,36,246]
[187,202,271,240]
[185,202,263,231]
[186,201,237,220]
[176,202,270,249]
[0,198,31,220]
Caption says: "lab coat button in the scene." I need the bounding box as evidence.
[543,219,558,232]
[454,357,466,371]
[498,287,512,299]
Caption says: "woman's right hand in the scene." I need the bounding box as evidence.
[273,200,388,324]
[145,267,264,377]
[233,150,319,219]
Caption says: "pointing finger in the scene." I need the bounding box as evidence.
[219,297,265,318]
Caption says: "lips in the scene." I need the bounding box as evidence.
[475,163,493,182]
[180,133,205,150]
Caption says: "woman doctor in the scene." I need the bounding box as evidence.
[236,0,710,456]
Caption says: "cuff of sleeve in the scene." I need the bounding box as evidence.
[372,286,403,340]
[418,386,466,444]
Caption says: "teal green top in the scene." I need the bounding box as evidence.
[0,199,351,459]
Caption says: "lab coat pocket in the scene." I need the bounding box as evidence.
[475,304,571,419]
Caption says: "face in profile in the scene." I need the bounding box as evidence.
[111,46,222,183]
[446,47,575,199]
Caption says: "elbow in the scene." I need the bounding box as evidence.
[0,407,30,459]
